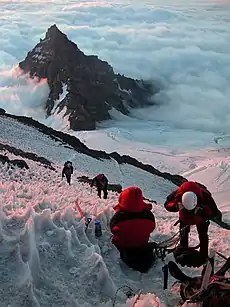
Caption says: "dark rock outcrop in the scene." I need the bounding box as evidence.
[10,159,29,169]
[77,175,122,193]
[0,154,29,169]
[2,113,187,186]
[0,143,55,170]
[19,24,157,131]
[0,108,6,115]
[77,175,158,204]
[0,154,9,165]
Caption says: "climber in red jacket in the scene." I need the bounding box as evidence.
[91,174,108,199]
[110,186,156,273]
[164,181,222,266]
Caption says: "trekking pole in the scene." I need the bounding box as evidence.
[200,249,216,291]
[162,265,169,290]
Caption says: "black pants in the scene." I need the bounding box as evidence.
[180,221,209,258]
[97,186,108,199]
[66,174,71,185]
[118,243,156,273]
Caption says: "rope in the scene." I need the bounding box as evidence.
[158,224,190,247]
[153,225,193,261]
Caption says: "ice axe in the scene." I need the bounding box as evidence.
[216,251,228,260]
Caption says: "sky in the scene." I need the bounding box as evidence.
[0,0,230,149]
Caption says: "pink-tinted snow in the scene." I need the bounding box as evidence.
[0,116,229,307]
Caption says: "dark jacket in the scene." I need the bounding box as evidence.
[62,162,73,177]
[110,186,155,249]
[164,181,221,225]
[91,174,108,189]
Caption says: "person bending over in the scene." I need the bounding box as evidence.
[91,174,108,199]
[164,181,223,267]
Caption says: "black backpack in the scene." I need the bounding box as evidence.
[64,161,72,168]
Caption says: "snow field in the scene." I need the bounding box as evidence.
[0,147,229,307]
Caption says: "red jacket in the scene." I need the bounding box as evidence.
[164,181,220,225]
[110,186,155,249]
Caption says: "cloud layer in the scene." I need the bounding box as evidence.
[0,0,230,148]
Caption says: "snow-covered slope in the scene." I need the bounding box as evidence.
[75,130,230,214]
[0,114,183,199]
[0,115,230,307]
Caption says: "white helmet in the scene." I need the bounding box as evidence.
[182,191,197,210]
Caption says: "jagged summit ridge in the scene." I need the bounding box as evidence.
[45,24,67,40]
[19,24,157,131]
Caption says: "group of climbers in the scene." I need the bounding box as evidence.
[61,161,229,273]
[109,180,230,306]
[62,160,229,305]
[110,181,229,273]
[62,161,108,199]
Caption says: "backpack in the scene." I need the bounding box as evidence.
[97,174,106,187]
[195,181,210,194]
[65,161,72,168]
[194,182,220,220]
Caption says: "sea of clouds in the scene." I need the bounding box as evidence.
[0,0,230,148]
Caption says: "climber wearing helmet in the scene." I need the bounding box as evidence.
[91,174,108,199]
[164,181,222,267]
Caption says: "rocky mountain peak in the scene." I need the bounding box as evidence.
[19,25,157,130]
[45,24,65,40]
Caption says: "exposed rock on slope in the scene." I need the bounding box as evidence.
[19,24,157,131]
[77,175,122,193]
[0,154,29,169]
[0,143,55,170]
[77,175,158,203]
[2,112,187,186]
[0,108,6,115]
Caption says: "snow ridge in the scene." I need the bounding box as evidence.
[0,158,171,307]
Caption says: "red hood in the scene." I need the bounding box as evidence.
[114,186,152,213]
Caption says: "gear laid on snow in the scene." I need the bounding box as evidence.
[91,173,108,199]
[62,161,73,185]
[75,201,102,238]
[164,181,226,266]
[168,253,230,307]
